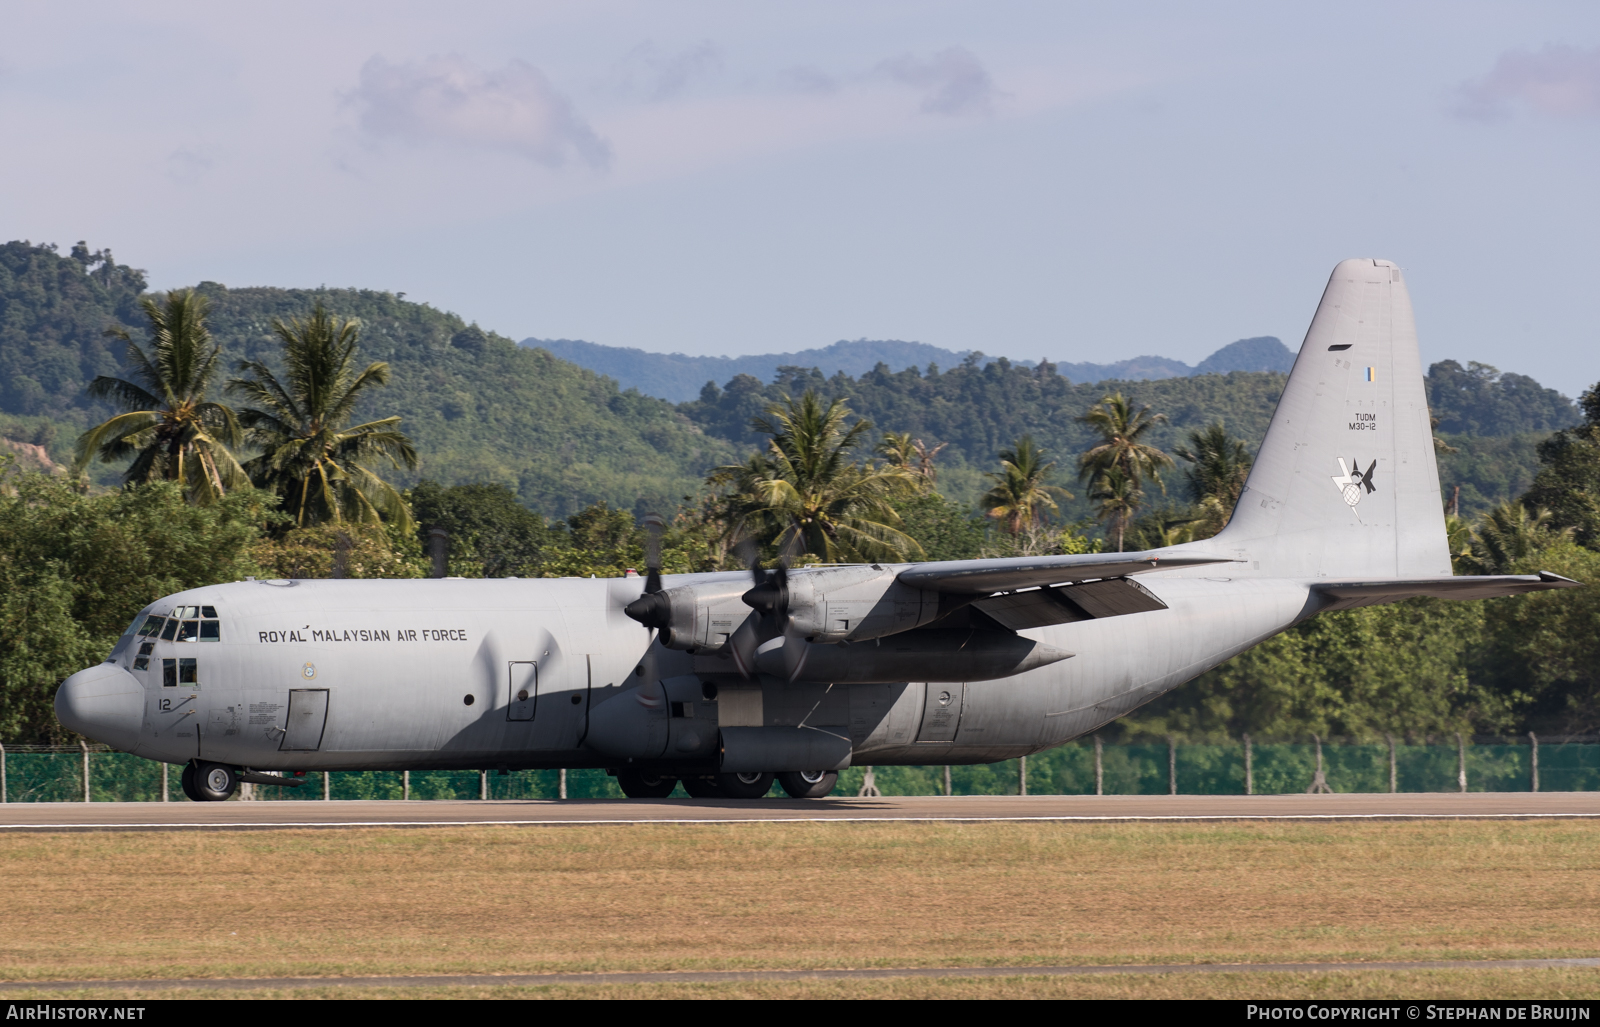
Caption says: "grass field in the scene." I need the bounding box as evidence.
[1,821,1597,999]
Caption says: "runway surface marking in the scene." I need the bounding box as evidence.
[1,793,1596,831]
[5,958,1599,990]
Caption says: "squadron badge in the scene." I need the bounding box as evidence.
[1331,457,1376,519]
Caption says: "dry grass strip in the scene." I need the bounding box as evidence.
[4,969,1600,1000]
[0,821,1595,983]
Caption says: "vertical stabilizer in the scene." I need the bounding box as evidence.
[1214,259,1450,578]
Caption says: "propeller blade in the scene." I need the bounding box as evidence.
[642,512,666,594]
[726,616,761,680]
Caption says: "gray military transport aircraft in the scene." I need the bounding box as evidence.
[56,258,1580,801]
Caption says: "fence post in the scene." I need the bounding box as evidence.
[1094,736,1103,796]
[324,771,331,801]
[559,768,567,800]
[0,742,6,804]
[943,765,952,797]
[1306,734,1332,793]
[1386,733,1397,794]
[81,741,91,803]
[1457,732,1467,793]
[161,762,168,803]
[1019,756,1027,796]
[1167,735,1177,795]
[480,769,488,800]
[1529,732,1539,793]
[1243,733,1253,796]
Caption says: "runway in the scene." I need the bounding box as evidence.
[5,957,1600,992]
[0,791,1596,831]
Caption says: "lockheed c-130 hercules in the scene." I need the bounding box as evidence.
[55,258,1580,801]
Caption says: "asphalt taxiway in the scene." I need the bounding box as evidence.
[0,791,1595,831]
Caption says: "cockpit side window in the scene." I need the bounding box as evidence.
[137,616,165,638]
[159,619,179,641]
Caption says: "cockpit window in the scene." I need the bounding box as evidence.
[137,616,165,638]
[201,606,217,619]
[199,621,220,641]
[159,619,179,641]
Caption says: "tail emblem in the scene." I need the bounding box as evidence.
[1331,458,1377,514]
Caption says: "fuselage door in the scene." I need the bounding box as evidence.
[280,689,329,751]
[508,661,538,721]
[916,682,965,742]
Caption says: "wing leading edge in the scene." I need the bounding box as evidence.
[896,551,1235,594]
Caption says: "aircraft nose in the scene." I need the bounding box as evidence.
[54,663,144,751]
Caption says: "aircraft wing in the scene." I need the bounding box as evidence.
[895,551,1235,594]
[1312,571,1582,610]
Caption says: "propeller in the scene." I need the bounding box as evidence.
[734,555,809,683]
[623,513,671,636]
[641,512,666,594]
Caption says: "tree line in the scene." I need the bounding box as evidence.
[2,291,1596,747]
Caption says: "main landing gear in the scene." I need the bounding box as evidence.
[180,760,239,802]
[618,770,838,799]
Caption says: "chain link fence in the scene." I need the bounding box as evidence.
[2,735,1596,802]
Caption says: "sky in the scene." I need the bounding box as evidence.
[3,1,1599,396]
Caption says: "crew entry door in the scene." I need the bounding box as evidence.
[279,689,329,751]
[508,662,538,721]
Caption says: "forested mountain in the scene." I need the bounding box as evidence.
[679,357,1577,518]
[0,239,1578,520]
[0,241,734,516]
[529,335,1297,403]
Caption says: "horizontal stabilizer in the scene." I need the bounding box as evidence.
[1312,571,1581,610]
[897,552,1233,594]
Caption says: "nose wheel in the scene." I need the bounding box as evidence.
[181,760,240,802]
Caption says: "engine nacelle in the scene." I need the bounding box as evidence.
[754,629,1073,683]
[624,564,947,652]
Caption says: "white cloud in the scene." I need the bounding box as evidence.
[352,54,610,168]
[878,46,995,116]
[1454,44,1600,120]
[610,41,722,101]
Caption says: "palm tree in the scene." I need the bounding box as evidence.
[1089,467,1145,552]
[1461,502,1572,575]
[980,436,1071,534]
[717,392,922,562]
[1077,392,1174,491]
[1173,422,1254,534]
[74,290,246,503]
[876,431,948,489]
[227,304,418,531]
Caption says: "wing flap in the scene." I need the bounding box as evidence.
[973,578,1169,630]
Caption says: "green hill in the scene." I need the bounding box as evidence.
[679,358,1573,519]
[0,239,1577,522]
[0,241,735,517]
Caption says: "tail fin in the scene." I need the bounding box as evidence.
[1215,258,1451,578]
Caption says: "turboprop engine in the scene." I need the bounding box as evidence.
[623,562,1075,683]
[624,564,948,650]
